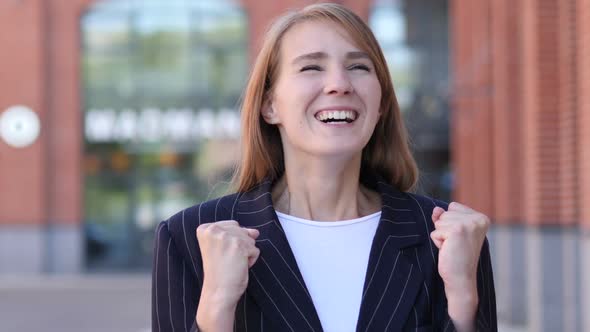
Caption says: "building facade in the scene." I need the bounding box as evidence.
[451,0,590,330]
[1,0,445,273]
[1,0,588,330]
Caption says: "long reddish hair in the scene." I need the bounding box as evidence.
[231,3,418,193]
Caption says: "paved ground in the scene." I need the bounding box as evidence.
[0,274,525,332]
[0,275,151,332]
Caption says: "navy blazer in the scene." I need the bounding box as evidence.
[152,177,497,331]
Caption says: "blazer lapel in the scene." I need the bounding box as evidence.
[235,177,428,332]
[356,179,427,332]
[236,179,323,332]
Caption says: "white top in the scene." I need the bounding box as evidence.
[276,210,381,332]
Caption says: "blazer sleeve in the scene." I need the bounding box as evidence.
[440,238,498,332]
[152,220,202,332]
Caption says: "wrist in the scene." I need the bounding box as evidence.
[196,286,238,332]
[446,289,478,332]
[200,283,239,311]
[444,276,477,300]
[447,291,478,314]
[446,284,478,315]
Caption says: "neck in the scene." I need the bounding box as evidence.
[271,153,381,221]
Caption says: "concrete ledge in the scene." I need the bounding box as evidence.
[46,225,84,273]
[490,225,590,332]
[0,225,83,274]
[0,226,44,274]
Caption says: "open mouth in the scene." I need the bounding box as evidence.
[314,110,359,124]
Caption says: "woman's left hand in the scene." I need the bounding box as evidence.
[430,202,490,331]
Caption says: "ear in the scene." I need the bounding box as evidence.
[261,99,279,125]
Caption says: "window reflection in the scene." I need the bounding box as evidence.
[81,0,247,270]
[370,0,451,200]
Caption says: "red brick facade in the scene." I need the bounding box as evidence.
[1,0,102,228]
[451,0,589,228]
[0,0,47,224]
[579,0,590,228]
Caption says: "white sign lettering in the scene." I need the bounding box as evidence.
[85,108,240,143]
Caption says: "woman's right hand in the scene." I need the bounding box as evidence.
[195,220,260,330]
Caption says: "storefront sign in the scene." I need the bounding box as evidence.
[85,108,240,143]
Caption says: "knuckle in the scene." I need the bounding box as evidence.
[246,238,255,247]
[211,229,227,241]
[197,223,210,232]
[481,221,490,232]
[474,214,490,227]
[221,220,239,226]
[196,226,204,237]
[219,230,231,240]
[454,224,468,235]
[197,223,215,238]
[229,237,241,248]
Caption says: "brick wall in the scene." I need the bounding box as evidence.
[451,0,589,228]
[0,0,47,225]
[450,0,495,218]
[579,0,590,228]
[0,0,92,226]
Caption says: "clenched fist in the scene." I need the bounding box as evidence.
[430,202,490,331]
[196,220,260,331]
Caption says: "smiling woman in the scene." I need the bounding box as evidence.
[259,20,384,176]
[152,3,497,332]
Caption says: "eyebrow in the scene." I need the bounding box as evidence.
[291,51,370,64]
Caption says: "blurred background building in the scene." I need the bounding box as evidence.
[0,0,588,331]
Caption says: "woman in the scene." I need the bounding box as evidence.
[152,3,496,332]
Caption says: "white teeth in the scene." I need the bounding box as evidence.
[315,110,357,122]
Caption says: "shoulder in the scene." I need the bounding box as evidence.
[162,192,242,240]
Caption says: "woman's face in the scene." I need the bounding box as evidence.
[264,20,382,159]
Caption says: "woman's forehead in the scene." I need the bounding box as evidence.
[279,19,365,61]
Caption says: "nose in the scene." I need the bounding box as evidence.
[323,68,354,95]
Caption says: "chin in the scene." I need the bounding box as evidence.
[308,142,364,158]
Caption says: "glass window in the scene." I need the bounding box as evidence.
[370,0,451,200]
[81,0,247,271]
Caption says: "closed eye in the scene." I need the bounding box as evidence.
[300,65,322,72]
[349,64,371,72]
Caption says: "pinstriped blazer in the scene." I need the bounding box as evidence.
[152,176,497,332]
